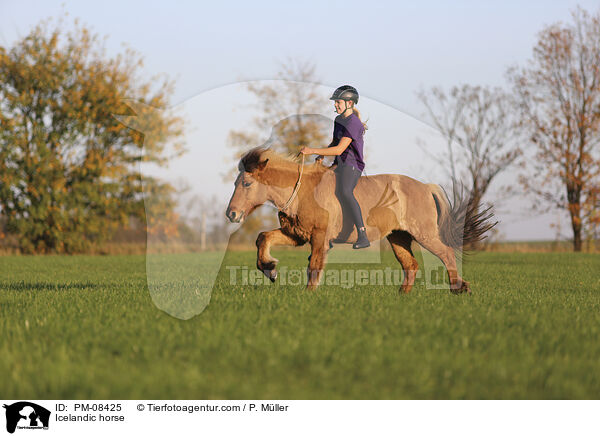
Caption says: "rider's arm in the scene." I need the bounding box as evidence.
[309,137,352,156]
[315,139,335,160]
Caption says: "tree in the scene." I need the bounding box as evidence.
[417,84,521,220]
[508,7,600,252]
[0,18,184,253]
[228,58,330,159]
[177,192,230,250]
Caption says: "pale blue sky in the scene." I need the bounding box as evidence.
[1,0,598,240]
[2,0,596,114]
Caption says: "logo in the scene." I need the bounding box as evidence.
[3,402,50,434]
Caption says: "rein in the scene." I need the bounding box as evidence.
[281,153,305,212]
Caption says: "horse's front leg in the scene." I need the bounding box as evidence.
[307,230,328,291]
[256,228,302,282]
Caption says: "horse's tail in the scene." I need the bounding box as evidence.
[428,180,497,250]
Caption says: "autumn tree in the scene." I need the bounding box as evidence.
[417,84,521,218]
[0,18,184,253]
[508,7,600,252]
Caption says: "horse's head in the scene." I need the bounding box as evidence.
[225,148,270,223]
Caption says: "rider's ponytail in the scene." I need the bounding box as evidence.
[352,106,368,134]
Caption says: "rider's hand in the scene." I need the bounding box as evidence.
[299,146,313,155]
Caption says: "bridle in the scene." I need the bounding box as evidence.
[281,153,305,212]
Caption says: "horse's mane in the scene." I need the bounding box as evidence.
[238,146,327,174]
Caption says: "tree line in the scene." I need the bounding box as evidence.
[1,8,598,253]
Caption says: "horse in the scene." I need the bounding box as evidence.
[225,147,496,294]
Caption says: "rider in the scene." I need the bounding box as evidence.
[300,85,370,249]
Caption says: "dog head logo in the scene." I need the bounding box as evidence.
[3,402,50,434]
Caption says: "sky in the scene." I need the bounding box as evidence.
[1,0,598,241]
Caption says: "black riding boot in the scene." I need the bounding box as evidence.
[353,227,370,249]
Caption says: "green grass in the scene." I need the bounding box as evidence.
[1,250,599,399]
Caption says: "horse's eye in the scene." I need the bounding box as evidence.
[242,181,252,188]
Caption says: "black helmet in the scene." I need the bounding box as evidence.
[329,85,359,104]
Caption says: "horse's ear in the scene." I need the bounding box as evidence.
[257,159,269,171]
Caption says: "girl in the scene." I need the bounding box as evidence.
[300,85,370,249]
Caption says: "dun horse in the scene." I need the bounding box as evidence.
[226,147,496,294]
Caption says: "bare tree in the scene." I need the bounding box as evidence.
[417,84,521,216]
[181,193,229,250]
[508,7,600,252]
[228,58,330,159]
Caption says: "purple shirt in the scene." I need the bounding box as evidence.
[330,113,365,171]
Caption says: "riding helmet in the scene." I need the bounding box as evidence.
[329,85,359,104]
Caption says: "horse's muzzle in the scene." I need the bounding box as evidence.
[226,208,245,223]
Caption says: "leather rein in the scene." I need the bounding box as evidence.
[280,153,305,212]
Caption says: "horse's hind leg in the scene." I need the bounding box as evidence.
[256,229,303,282]
[387,231,419,294]
[416,236,471,294]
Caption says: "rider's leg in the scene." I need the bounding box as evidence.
[336,164,370,249]
[333,165,356,242]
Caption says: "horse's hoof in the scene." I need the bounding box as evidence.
[259,268,277,282]
[399,286,412,294]
[450,282,471,295]
[258,259,278,282]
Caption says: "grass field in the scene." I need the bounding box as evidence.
[1,250,599,399]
